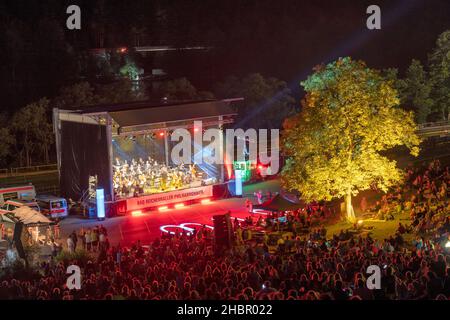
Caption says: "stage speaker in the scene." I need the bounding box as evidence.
[13,222,26,259]
[213,213,233,250]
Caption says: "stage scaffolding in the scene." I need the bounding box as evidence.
[53,99,241,204]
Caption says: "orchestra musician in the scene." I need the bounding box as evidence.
[113,157,207,198]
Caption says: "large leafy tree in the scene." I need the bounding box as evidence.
[429,30,450,121]
[53,82,99,110]
[397,60,434,123]
[156,77,214,101]
[54,80,147,110]
[11,98,54,166]
[97,79,148,103]
[0,114,15,166]
[282,58,421,221]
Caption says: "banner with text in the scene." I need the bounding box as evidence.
[123,185,213,211]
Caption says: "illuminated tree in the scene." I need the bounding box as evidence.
[281,57,421,221]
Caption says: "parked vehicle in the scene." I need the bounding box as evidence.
[0,185,36,206]
[35,195,68,219]
[0,199,40,213]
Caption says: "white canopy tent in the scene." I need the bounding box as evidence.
[10,206,52,225]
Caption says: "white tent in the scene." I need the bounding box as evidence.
[10,206,52,225]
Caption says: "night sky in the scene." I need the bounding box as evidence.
[1,0,449,109]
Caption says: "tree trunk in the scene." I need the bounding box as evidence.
[25,147,30,167]
[345,191,356,222]
[45,146,49,164]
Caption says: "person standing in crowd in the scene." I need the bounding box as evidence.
[99,231,106,251]
[99,225,107,236]
[91,227,98,252]
[85,229,92,251]
[115,244,122,265]
[51,240,59,259]
[66,236,74,253]
[103,236,110,252]
[70,231,78,251]
[236,225,243,245]
[254,190,263,204]
[54,223,60,239]
[245,199,253,214]
[79,228,86,250]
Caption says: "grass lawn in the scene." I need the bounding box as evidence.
[324,209,416,243]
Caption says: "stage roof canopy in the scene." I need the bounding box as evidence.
[108,100,237,127]
[65,99,239,126]
[59,98,244,135]
[56,98,242,136]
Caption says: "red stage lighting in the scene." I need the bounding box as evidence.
[131,210,143,216]
[158,206,169,211]
[159,132,165,137]
[174,203,185,209]
[201,199,211,204]
[194,127,200,132]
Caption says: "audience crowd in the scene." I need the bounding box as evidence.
[0,161,449,300]
[0,225,449,300]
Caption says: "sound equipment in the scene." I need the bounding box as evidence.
[213,213,233,251]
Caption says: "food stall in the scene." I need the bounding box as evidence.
[9,206,55,245]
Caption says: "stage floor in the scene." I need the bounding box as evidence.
[60,197,248,246]
[60,180,280,246]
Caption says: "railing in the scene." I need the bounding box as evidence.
[0,164,58,177]
[417,120,450,130]
[416,120,450,138]
[37,185,60,195]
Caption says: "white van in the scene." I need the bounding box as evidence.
[0,199,40,213]
[35,195,68,219]
[0,185,36,206]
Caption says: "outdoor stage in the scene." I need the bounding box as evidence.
[59,180,281,246]
[115,184,230,215]
[53,99,242,216]
[60,190,249,246]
